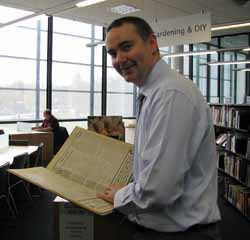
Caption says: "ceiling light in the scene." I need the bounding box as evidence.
[203,60,250,66]
[0,5,33,24]
[211,21,250,31]
[86,40,105,47]
[76,0,106,8]
[110,5,140,15]
[243,47,250,51]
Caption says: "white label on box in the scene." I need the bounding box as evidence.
[59,203,94,240]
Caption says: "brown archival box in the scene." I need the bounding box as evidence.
[8,127,133,215]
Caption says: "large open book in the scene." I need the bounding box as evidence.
[8,127,133,215]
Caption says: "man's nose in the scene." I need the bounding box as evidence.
[115,51,127,64]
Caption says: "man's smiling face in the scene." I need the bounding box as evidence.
[106,23,158,86]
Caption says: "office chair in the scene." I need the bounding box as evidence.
[29,143,44,196]
[8,152,32,215]
[54,126,69,154]
[0,162,16,218]
[29,142,44,168]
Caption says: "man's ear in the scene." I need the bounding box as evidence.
[150,33,159,54]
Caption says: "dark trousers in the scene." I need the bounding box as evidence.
[117,218,222,240]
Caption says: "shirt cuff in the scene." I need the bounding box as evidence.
[114,186,126,208]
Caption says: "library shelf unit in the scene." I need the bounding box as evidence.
[210,104,250,221]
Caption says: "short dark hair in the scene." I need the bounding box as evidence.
[44,109,52,115]
[106,16,154,41]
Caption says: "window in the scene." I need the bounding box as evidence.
[52,17,102,119]
[106,67,135,117]
[193,44,208,97]
[0,15,48,120]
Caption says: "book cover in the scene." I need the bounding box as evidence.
[88,116,125,141]
[8,127,133,215]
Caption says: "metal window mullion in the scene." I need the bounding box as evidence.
[35,20,41,119]
[101,27,107,116]
[207,44,210,103]
[46,16,53,110]
[246,33,250,99]
[189,44,193,81]
[218,37,222,103]
[233,52,237,103]
[90,24,95,116]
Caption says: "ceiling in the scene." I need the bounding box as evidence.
[0,0,250,36]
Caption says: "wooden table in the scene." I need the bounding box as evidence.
[9,130,54,164]
[0,145,38,166]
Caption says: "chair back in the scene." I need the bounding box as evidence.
[9,153,29,185]
[30,143,44,167]
[10,152,29,170]
[54,126,69,154]
[0,162,10,195]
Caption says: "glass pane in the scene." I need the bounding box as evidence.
[52,62,91,91]
[53,33,91,64]
[94,93,102,116]
[107,53,113,67]
[53,17,91,38]
[0,58,36,88]
[193,44,207,95]
[107,68,134,92]
[94,67,102,91]
[0,26,36,58]
[52,91,90,119]
[0,17,48,121]
[95,25,103,40]
[0,89,36,120]
[107,93,134,117]
[94,45,104,66]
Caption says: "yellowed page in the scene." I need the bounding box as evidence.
[48,127,133,193]
[9,167,113,215]
[9,127,133,215]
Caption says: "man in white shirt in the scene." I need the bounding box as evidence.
[98,16,221,239]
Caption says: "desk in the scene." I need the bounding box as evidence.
[53,197,139,240]
[9,131,54,164]
[0,145,38,166]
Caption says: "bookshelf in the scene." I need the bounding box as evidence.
[210,104,250,221]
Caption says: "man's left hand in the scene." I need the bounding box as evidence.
[97,183,124,204]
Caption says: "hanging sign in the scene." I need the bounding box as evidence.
[153,13,211,47]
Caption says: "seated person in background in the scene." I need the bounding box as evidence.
[33,109,59,132]
[0,129,4,135]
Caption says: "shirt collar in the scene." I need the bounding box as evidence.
[138,58,166,97]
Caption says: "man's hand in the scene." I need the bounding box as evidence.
[97,183,124,204]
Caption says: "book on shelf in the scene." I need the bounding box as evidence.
[223,178,250,217]
[211,105,250,130]
[8,127,133,215]
[246,164,250,187]
[216,133,228,146]
[222,153,247,181]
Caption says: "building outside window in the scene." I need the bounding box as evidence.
[52,17,103,119]
[0,14,48,121]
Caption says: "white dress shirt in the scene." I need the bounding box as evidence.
[114,59,221,232]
